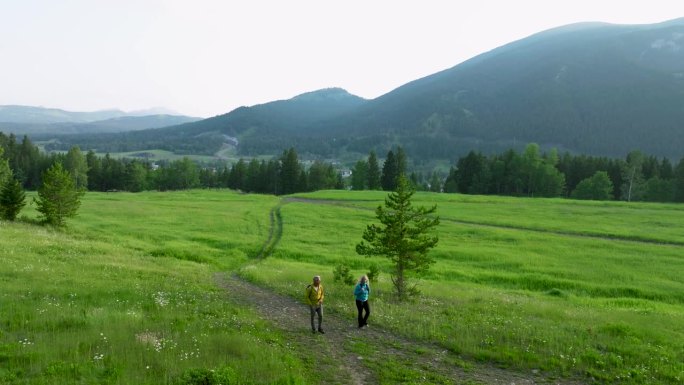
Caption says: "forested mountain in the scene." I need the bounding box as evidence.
[45,18,684,161]
[44,88,367,155]
[325,17,684,160]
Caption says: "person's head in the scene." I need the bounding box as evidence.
[313,275,321,286]
[359,275,368,284]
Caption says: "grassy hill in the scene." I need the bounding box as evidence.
[1,190,683,384]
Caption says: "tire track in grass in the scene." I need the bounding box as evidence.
[218,200,584,384]
[285,197,684,247]
[255,202,284,258]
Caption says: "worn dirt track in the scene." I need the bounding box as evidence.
[216,273,583,385]
[215,197,586,384]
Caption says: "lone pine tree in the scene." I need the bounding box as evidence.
[356,174,439,300]
[34,162,84,226]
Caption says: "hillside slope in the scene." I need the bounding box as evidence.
[44,18,684,160]
[323,18,684,159]
[46,88,367,155]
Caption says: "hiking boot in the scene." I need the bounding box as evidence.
[318,328,325,334]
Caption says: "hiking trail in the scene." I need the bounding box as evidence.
[215,198,585,384]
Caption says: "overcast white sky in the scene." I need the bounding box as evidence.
[1,1,683,118]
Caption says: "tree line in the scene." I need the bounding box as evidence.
[0,141,83,225]
[351,143,684,203]
[2,131,684,208]
[0,133,344,195]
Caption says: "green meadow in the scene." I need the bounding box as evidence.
[1,189,683,384]
[1,191,309,384]
[248,191,684,384]
[103,150,220,164]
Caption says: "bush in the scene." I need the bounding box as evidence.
[174,367,236,385]
[333,264,355,285]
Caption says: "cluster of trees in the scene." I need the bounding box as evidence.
[350,147,409,191]
[442,144,684,202]
[0,133,345,196]
[348,143,684,203]
[214,148,343,195]
[443,144,566,198]
[0,144,82,225]
[85,148,344,195]
[3,130,684,207]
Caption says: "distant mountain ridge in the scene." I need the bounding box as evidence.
[42,88,367,155]
[0,105,201,135]
[36,18,684,161]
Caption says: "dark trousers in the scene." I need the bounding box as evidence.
[310,305,323,331]
[355,299,370,327]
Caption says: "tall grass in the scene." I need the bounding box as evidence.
[5,188,684,384]
[1,191,308,384]
[246,192,684,384]
[292,190,684,244]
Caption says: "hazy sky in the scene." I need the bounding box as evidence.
[1,1,683,117]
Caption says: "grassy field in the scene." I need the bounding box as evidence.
[245,191,684,384]
[2,189,683,384]
[102,149,274,165]
[0,191,311,384]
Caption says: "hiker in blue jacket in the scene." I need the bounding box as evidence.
[354,275,371,328]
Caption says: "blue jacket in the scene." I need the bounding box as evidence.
[354,282,370,301]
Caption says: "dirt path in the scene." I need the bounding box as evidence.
[215,274,371,385]
[215,198,586,384]
[215,273,581,385]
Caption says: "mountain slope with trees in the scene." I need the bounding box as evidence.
[44,88,367,156]
[40,18,684,161]
[325,18,684,160]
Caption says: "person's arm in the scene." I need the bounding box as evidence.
[354,283,361,297]
[319,285,324,303]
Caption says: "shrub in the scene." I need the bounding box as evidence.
[333,264,355,285]
[174,367,236,385]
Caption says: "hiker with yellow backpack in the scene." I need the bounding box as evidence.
[305,275,325,334]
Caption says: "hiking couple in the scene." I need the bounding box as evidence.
[305,274,371,334]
